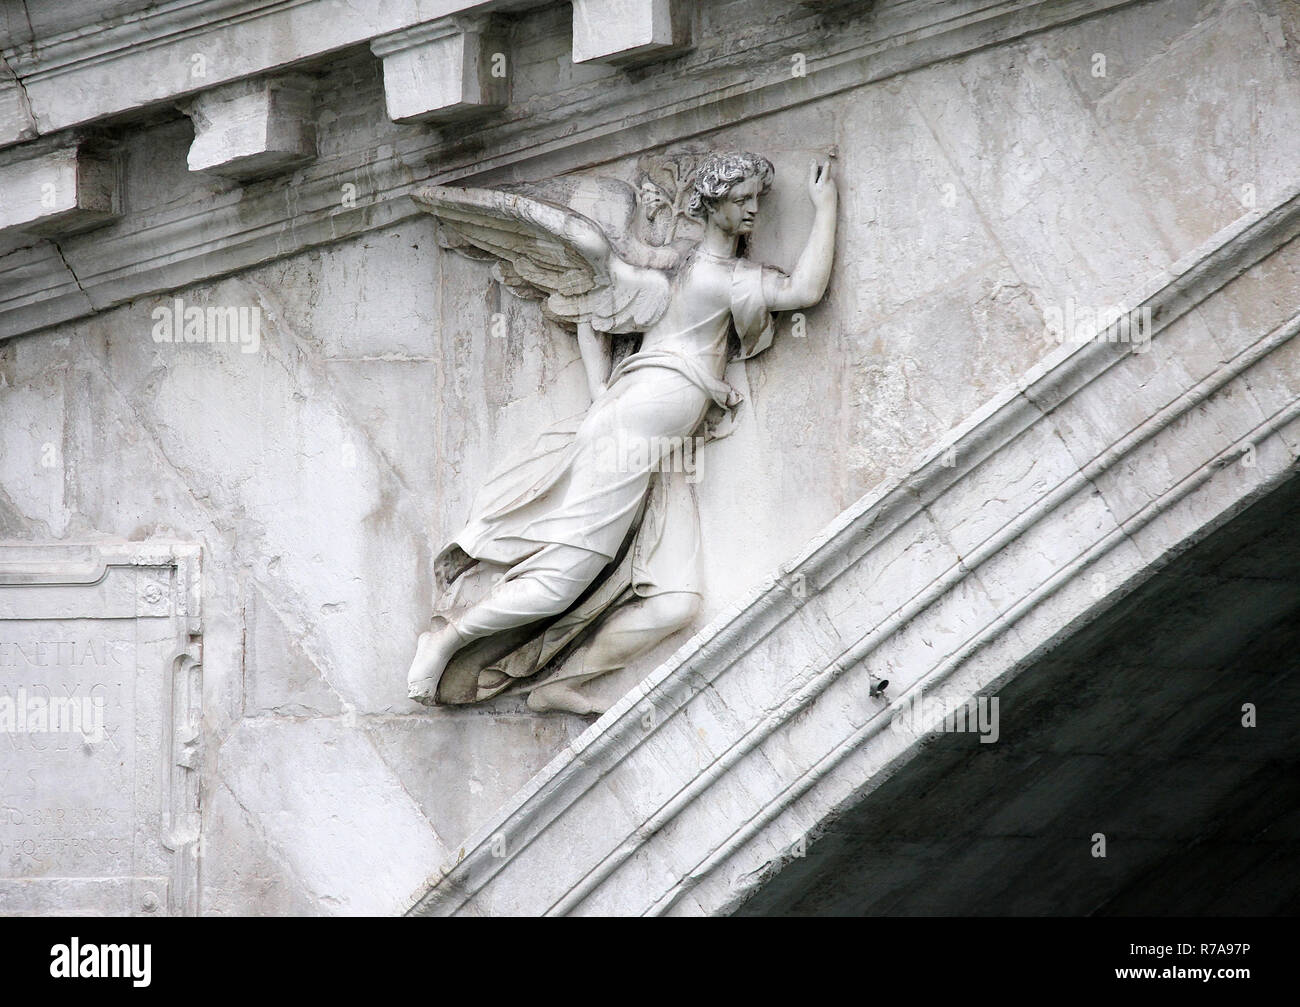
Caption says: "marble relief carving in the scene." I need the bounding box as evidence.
[406,151,838,713]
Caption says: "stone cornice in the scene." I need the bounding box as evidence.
[1,0,496,143]
[0,0,696,147]
[0,0,1140,340]
[405,182,1300,915]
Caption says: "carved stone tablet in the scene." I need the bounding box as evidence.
[0,543,201,917]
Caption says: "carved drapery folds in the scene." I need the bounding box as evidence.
[406,149,837,713]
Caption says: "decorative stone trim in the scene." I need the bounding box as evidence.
[0,141,119,239]
[370,17,507,124]
[0,0,700,147]
[404,184,1300,916]
[570,0,690,65]
[0,542,202,916]
[180,75,316,180]
[0,0,521,149]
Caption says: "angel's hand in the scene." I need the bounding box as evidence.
[765,161,838,311]
[808,159,837,213]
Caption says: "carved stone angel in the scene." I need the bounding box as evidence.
[406,151,838,714]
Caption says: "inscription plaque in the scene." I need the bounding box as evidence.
[0,543,201,916]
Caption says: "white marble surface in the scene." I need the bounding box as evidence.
[409,185,1300,916]
[1,0,1298,915]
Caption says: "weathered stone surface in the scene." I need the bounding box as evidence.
[408,184,1300,916]
[181,75,315,179]
[0,143,119,238]
[371,17,507,123]
[0,543,200,916]
[0,79,37,147]
[570,0,689,64]
[217,717,447,914]
[2,0,1299,916]
[0,0,516,147]
[2,1,1184,340]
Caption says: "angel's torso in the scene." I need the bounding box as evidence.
[637,251,739,379]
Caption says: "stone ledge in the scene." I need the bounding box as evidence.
[0,141,120,239]
[180,75,316,180]
[370,16,507,124]
[570,0,691,65]
[0,0,515,148]
[404,183,1300,916]
[0,0,707,149]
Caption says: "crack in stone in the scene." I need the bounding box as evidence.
[208,775,322,915]
[18,0,35,49]
[0,478,49,536]
[0,3,39,138]
[48,238,89,299]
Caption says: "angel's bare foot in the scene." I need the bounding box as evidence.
[407,625,464,705]
[526,681,608,716]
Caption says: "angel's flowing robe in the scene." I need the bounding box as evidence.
[430,252,779,704]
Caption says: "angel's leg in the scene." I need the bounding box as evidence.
[526,590,700,715]
[407,544,610,702]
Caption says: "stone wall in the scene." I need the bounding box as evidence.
[2,0,1298,914]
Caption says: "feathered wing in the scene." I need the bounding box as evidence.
[412,183,672,333]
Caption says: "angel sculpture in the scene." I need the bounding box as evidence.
[406,151,838,714]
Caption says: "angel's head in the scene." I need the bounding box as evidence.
[687,152,775,237]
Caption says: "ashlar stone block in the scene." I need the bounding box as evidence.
[0,141,119,238]
[370,16,506,124]
[571,0,690,65]
[181,75,315,180]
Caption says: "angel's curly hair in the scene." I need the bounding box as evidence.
[686,151,775,220]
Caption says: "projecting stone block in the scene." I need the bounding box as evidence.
[571,0,689,65]
[370,17,506,124]
[181,75,315,180]
[0,142,119,238]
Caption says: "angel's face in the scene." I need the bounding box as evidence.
[708,176,762,236]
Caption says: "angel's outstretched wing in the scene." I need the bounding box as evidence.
[412,183,672,334]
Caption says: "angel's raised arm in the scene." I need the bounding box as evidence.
[763,160,838,311]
